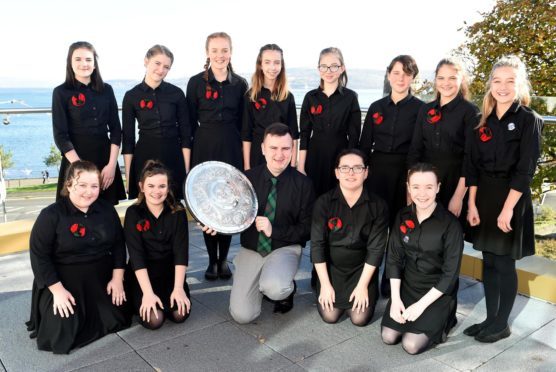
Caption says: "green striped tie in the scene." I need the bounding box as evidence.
[257,177,277,256]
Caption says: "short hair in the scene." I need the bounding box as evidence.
[60,160,100,197]
[387,55,419,78]
[335,148,368,168]
[407,162,440,184]
[263,122,292,139]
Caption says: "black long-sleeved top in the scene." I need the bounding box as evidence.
[124,202,189,271]
[465,102,543,193]
[121,81,191,154]
[311,187,388,268]
[241,88,299,141]
[52,82,121,154]
[30,198,126,288]
[407,94,480,171]
[299,87,361,150]
[359,94,424,155]
[241,165,315,251]
[386,204,463,294]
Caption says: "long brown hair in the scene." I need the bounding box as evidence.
[203,32,235,92]
[318,47,348,90]
[65,41,104,92]
[136,160,182,213]
[249,44,289,102]
[433,57,470,101]
[60,160,100,197]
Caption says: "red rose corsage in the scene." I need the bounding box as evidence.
[479,127,493,142]
[71,93,86,107]
[310,104,323,115]
[136,219,151,232]
[70,223,86,237]
[140,99,154,109]
[327,217,343,232]
[205,87,218,100]
[426,108,442,124]
[399,219,415,234]
[372,112,383,125]
[254,98,268,110]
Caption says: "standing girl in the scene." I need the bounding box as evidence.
[52,41,126,204]
[122,45,190,200]
[465,55,543,343]
[186,32,248,280]
[242,44,299,170]
[125,160,191,330]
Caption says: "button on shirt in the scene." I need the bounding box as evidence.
[241,165,315,251]
[52,82,122,154]
[29,198,126,288]
[359,94,424,155]
[121,81,191,154]
[465,103,543,193]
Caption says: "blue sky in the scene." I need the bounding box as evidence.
[1,0,494,86]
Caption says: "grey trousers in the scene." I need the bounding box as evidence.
[229,245,302,324]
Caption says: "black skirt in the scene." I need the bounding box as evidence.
[56,134,126,205]
[26,255,131,354]
[472,174,535,260]
[191,122,242,170]
[306,134,347,197]
[128,134,186,200]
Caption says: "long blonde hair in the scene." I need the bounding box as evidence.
[434,57,470,101]
[478,55,531,127]
[249,44,289,102]
[203,32,235,91]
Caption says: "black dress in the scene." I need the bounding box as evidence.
[241,87,299,168]
[381,204,463,344]
[300,87,361,196]
[359,94,424,226]
[311,187,388,309]
[26,198,130,354]
[466,103,543,259]
[122,81,191,199]
[52,82,126,204]
[186,70,248,170]
[124,203,190,315]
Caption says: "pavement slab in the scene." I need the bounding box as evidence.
[70,351,154,372]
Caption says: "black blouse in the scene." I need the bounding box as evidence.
[299,87,361,150]
[465,103,543,193]
[30,198,126,288]
[124,202,189,271]
[386,204,463,294]
[186,69,248,133]
[121,81,191,154]
[311,187,388,268]
[241,165,315,251]
[241,87,299,141]
[359,94,424,155]
[52,82,121,155]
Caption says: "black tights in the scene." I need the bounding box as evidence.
[317,303,376,327]
[204,234,232,265]
[480,252,517,331]
[140,309,190,330]
[381,326,430,355]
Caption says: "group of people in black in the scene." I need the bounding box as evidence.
[27,33,543,357]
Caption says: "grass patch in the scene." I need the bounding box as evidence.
[7,184,57,193]
[536,239,556,260]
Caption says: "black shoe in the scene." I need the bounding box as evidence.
[475,325,511,343]
[274,281,297,314]
[463,323,486,337]
[218,261,232,280]
[205,263,218,280]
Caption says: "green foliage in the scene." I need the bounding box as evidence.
[531,121,556,199]
[43,144,62,169]
[0,145,14,175]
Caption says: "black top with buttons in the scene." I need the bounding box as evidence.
[465,102,543,193]
[359,94,424,155]
[121,81,191,154]
[124,202,189,271]
[29,197,126,288]
[52,82,121,154]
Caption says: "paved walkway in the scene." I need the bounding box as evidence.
[0,223,555,371]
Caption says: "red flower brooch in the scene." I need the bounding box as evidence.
[70,223,86,237]
[399,219,415,234]
[479,127,493,142]
[71,93,86,107]
[205,87,218,100]
[140,99,154,110]
[372,112,383,125]
[254,98,268,111]
[328,217,343,232]
[136,219,151,232]
[426,108,442,124]
[310,104,323,115]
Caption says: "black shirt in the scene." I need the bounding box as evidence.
[52,82,121,154]
[124,202,189,271]
[30,197,126,288]
[386,204,463,294]
[186,70,248,134]
[311,186,388,268]
[241,165,315,251]
[465,103,543,193]
[359,94,424,155]
[241,87,299,141]
[299,87,361,150]
[121,81,191,154]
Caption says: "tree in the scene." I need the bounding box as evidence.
[0,145,14,177]
[43,144,62,170]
